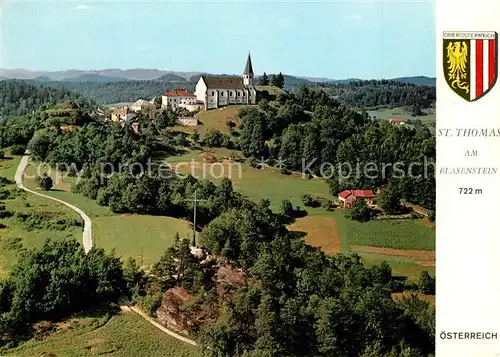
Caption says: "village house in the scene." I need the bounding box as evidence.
[111,106,136,122]
[389,118,406,125]
[162,89,203,112]
[131,99,156,112]
[338,189,375,208]
[195,54,257,110]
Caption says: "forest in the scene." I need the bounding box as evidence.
[309,80,436,112]
[0,80,95,118]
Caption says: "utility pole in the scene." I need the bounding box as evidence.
[184,189,207,247]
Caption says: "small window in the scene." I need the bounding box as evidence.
[211,91,214,96]
[229,92,233,97]
[221,92,224,96]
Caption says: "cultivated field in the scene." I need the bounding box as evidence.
[5,312,201,357]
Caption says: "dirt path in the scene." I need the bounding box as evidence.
[15,155,93,253]
[350,245,435,266]
[120,300,197,346]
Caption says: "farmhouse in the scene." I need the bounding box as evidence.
[390,118,406,125]
[195,54,257,110]
[162,89,203,112]
[338,189,375,208]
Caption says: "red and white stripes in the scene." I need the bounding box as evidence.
[470,38,496,101]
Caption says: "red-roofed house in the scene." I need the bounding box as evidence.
[389,118,406,125]
[338,189,375,208]
[162,89,203,112]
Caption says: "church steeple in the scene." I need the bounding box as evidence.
[243,53,254,86]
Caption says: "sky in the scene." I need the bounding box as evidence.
[0,0,436,79]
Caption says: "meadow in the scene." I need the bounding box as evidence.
[5,311,201,357]
[367,106,436,128]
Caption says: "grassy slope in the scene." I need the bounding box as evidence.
[0,155,81,278]
[5,312,200,357]
[172,105,247,135]
[22,161,192,269]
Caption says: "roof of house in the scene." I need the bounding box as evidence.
[352,190,375,198]
[132,99,155,108]
[244,54,254,75]
[201,76,247,90]
[163,89,196,97]
[113,107,135,116]
[390,118,405,124]
[338,190,352,199]
[338,189,375,199]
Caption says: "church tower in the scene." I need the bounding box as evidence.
[243,53,254,86]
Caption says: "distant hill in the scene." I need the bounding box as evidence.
[34,76,52,82]
[61,74,128,83]
[392,76,436,87]
[155,73,187,82]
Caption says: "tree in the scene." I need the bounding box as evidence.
[346,198,371,222]
[418,270,435,295]
[272,72,285,89]
[36,174,53,191]
[279,199,295,220]
[259,72,270,86]
[377,187,401,214]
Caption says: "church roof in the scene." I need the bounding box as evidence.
[202,76,247,90]
[244,54,253,75]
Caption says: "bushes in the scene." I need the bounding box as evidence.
[346,199,372,222]
[10,144,26,155]
[301,194,321,208]
[14,211,83,231]
[36,174,53,191]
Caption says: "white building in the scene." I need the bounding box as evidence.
[161,89,203,112]
[111,107,136,122]
[195,54,257,110]
[131,99,156,112]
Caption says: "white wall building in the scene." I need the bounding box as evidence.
[195,54,257,110]
[131,99,156,112]
[111,107,136,122]
[161,89,202,112]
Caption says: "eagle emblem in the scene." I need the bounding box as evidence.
[443,31,498,102]
[446,41,469,93]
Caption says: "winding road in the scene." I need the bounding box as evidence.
[14,156,197,345]
[15,155,93,253]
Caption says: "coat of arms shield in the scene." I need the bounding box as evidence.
[443,31,498,101]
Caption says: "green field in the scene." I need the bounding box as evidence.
[5,312,200,357]
[0,155,82,278]
[367,106,436,128]
[335,213,434,251]
[93,215,192,268]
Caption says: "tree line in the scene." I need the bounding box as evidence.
[237,86,435,211]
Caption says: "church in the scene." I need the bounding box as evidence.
[195,54,257,110]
